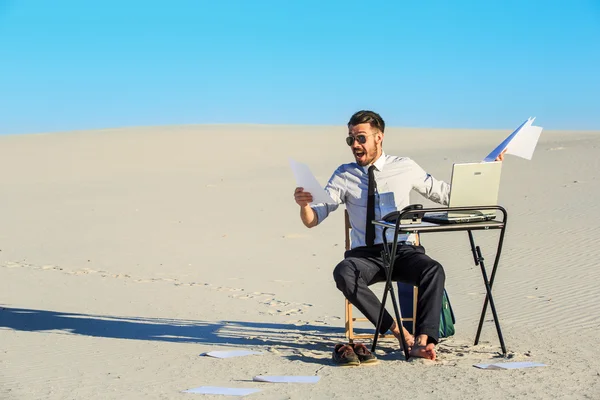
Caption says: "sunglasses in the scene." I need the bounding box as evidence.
[346,133,375,146]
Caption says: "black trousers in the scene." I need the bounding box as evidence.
[333,244,445,344]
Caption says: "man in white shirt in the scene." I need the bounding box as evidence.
[294,110,502,362]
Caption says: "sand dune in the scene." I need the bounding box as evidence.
[1,125,599,399]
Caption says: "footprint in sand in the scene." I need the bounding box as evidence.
[75,268,100,275]
[41,265,63,271]
[4,260,316,316]
[4,262,23,268]
[281,308,303,315]
[314,316,341,325]
[233,291,275,300]
[252,291,274,296]
[265,300,290,307]
[190,282,211,287]
[214,286,243,292]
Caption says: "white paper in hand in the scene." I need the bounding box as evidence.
[289,158,335,204]
[483,117,543,162]
[504,125,542,160]
[253,375,321,383]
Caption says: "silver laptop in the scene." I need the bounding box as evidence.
[423,161,502,224]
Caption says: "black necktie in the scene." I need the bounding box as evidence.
[366,165,377,247]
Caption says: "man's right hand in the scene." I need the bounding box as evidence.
[295,187,318,228]
[294,187,313,207]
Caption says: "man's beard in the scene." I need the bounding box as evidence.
[354,149,376,166]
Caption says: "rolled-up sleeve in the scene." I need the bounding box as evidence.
[409,159,450,205]
[311,167,346,225]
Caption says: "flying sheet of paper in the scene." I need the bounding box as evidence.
[483,117,543,162]
[201,350,262,359]
[474,361,547,370]
[289,158,335,204]
[504,125,543,160]
[182,386,261,396]
[253,375,321,384]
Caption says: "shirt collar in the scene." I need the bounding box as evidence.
[361,151,387,173]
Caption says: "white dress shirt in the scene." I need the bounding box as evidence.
[311,152,450,249]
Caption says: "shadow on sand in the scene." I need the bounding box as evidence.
[0,306,383,364]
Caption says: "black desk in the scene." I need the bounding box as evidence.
[370,205,508,360]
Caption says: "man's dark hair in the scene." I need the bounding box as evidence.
[347,110,385,133]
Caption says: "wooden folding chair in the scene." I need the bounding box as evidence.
[343,209,419,343]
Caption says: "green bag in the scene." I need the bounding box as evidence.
[396,283,456,338]
[439,289,456,338]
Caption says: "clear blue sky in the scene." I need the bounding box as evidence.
[1,0,599,134]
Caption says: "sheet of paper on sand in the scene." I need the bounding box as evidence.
[183,386,261,395]
[483,117,543,162]
[474,361,547,370]
[201,350,262,359]
[289,158,335,204]
[253,376,321,383]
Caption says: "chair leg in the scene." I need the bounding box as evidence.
[345,298,354,343]
[412,287,418,335]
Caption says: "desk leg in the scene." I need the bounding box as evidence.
[388,276,409,360]
[372,236,393,353]
[372,233,409,360]
[474,227,507,347]
[467,231,507,355]
[372,272,391,352]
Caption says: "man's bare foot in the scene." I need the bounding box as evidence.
[409,343,436,361]
[390,321,415,350]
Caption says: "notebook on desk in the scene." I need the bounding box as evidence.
[423,161,502,224]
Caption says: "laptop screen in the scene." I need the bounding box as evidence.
[448,162,502,216]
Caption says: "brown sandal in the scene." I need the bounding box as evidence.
[332,343,360,366]
[352,343,379,364]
